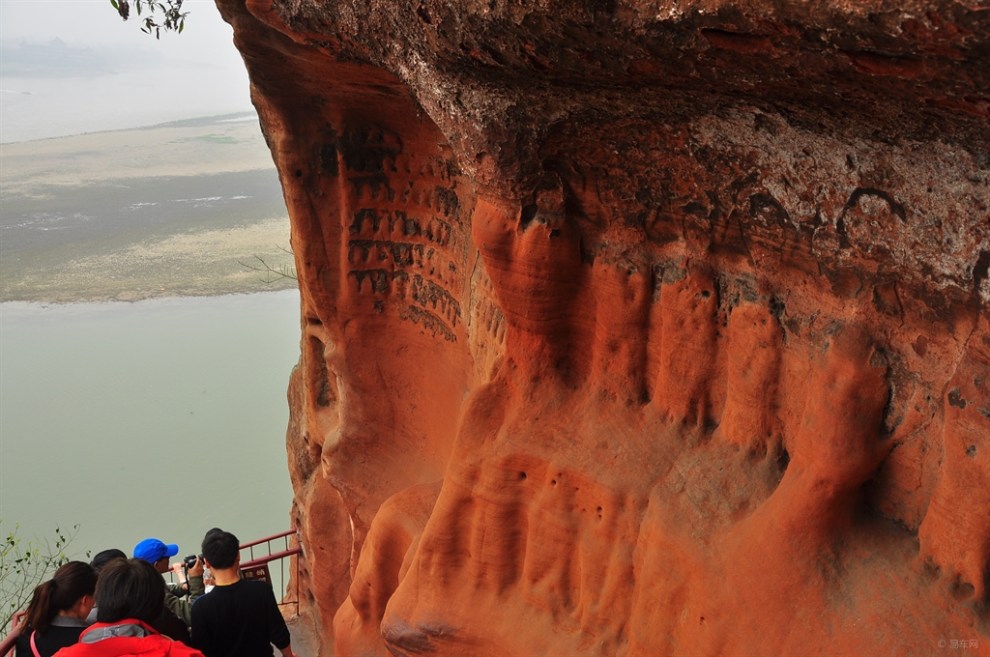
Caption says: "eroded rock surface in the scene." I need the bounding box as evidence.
[216,1,989,654]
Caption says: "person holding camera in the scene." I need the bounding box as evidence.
[85,548,189,643]
[52,558,204,657]
[171,554,205,595]
[133,537,205,629]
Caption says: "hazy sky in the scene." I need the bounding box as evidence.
[0,0,254,142]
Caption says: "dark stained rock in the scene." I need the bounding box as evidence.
[216,1,989,654]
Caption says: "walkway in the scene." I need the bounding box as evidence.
[286,613,323,657]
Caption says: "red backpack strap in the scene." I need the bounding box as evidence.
[29,630,42,657]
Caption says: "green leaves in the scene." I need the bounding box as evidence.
[109,0,188,39]
[1,521,81,635]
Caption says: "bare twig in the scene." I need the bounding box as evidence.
[239,246,297,284]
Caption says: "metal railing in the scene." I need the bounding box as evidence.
[238,529,302,612]
[0,530,302,655]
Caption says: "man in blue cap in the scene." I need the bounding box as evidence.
[134,538,179,571]
[133,537,205,629]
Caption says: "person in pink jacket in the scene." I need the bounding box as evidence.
[53,559,203,657]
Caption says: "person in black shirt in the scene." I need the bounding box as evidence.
[14,561,95,657]
[189,529,295,657]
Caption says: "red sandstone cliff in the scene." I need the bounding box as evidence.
[215,1,989,655]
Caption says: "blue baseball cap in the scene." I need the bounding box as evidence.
[133,538,179,563]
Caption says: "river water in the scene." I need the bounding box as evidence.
[0,290,300,568]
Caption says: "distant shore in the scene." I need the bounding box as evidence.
[0,216,299,304]
[0,115,297,303]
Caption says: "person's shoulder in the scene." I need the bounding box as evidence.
[238,578,272,592]
[50,624,87,639]
[234,578,280,602]
[50,642,87,657]
[149,634,204,656]
[170,642,206,657]
[191,588,217,610]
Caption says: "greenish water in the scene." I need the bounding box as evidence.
[0,291,300,569]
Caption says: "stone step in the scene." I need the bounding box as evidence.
[286,614,323,657]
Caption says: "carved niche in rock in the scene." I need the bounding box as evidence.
[216,1,990,655]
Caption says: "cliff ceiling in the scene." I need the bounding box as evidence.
[215,1,989,655]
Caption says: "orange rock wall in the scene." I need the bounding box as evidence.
[216,1,989,655]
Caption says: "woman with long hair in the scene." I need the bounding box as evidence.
[14,561,96,657]
[51,559,203,657]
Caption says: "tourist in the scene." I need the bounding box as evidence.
[88,550,126,574]
[84,550,126,623]
[84,550,123,625]
[198,528,222,594]
[190,529,295,657]
[132,537,204,628]
[88,546,189,643]
[52,558,203,657]
[14,561,96,657]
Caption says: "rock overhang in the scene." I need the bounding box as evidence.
[217,1,989,655]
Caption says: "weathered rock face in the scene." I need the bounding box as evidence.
[216,1,989,654]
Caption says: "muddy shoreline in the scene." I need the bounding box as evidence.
[0,115,297,303]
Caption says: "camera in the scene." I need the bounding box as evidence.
[183,554,201,569]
